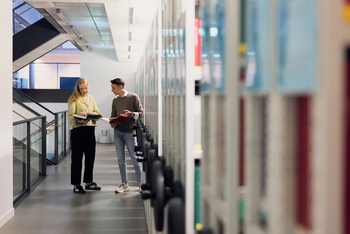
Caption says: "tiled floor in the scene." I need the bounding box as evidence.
[1,143,147,234]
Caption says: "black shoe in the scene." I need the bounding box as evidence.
[85,182,101,190]
[73,185,86,194]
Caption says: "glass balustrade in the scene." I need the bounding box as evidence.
[66,114,71,152]
[13,112,71,205]
[13,88,71,165]
[13,88,71,206]
[13,122,27,201]
[46,125,55,162]
[13,116,46,205]
[56,112,65,160]
[30,118,43,185]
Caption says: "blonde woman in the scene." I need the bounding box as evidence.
[68,78,102,194]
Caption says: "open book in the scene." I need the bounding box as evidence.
[100,115,131,125]
[73,113,102,120]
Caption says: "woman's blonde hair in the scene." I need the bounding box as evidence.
[68,78,89,105]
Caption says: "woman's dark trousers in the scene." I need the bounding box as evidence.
[70,126,96,185]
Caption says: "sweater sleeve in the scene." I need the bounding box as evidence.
[111,99,117,117]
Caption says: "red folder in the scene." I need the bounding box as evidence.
[110,115,131,125]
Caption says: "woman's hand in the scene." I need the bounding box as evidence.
[78,112,86,116]
[76,117,90,124]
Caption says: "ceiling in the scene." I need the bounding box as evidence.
[23,0,158,63]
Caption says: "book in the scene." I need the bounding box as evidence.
[100,115,131,125]
[73,113,102,120]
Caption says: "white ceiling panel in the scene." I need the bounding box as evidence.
[24,0,157,62]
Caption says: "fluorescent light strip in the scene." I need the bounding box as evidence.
[129,32,132,41]
[128,46,131,52]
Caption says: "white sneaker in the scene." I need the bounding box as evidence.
[138,182,142,193]
[115,183,129,193]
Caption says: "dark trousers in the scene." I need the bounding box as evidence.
[71,126,96,185]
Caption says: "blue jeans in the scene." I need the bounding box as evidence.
[114,128,142,183]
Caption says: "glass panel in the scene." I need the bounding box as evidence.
[57,114,64,157]
[13,1,44,35]
[30,119,42,185]
[66,113,71,151]
[47,126,55,161]
[13,123,27,200]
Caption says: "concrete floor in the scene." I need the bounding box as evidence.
[1,143,147,234]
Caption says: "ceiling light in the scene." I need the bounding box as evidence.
[129,32,132,41]
[70,25,80,38]
[128,55,130,59]
[86,45,92,52]
[128,46,131,52]
[56,9,69,25]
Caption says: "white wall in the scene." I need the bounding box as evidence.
[57,64,80,89]
[80,50,138,141]
[34,64,59,89]
[0,0,15,228]
[17,64,29,79]
[34,63,80,89]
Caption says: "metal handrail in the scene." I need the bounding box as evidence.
[13,115,49,145]
[13,87,56,115]
[13,115,46,126]
[13,110,59,131]
[55,110,69,114]
[46,121,62,127]
[13,97,41,116]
